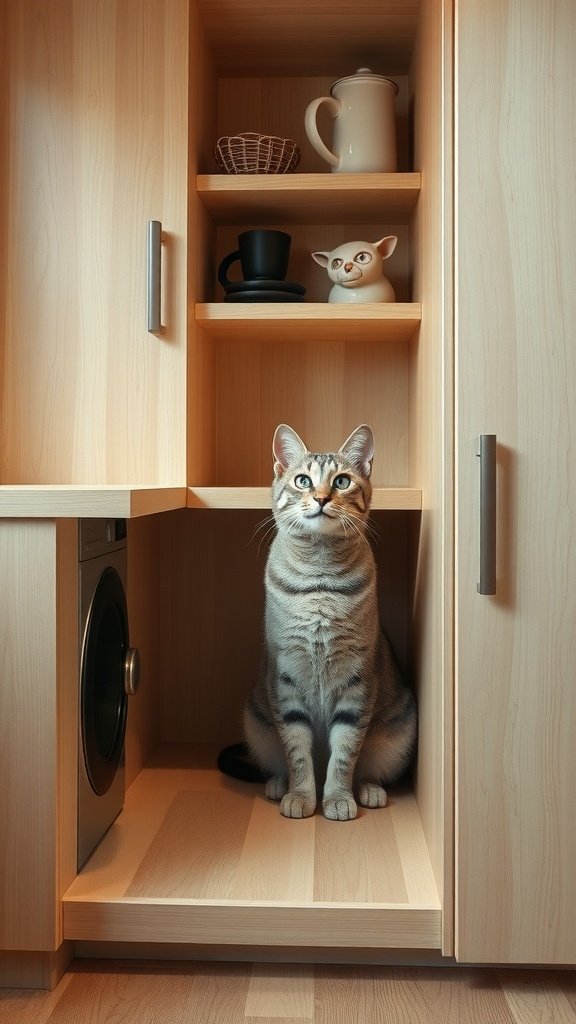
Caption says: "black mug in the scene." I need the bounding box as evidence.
[218,229,291,287]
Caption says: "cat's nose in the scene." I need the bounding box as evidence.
[313,495,330,508]
[344,262,353,271]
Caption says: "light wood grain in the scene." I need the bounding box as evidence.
[197,173,421,225]
[455,0,576,963]
[195,304,421,342]
[212,338,411,487]
[187,487,422,510]
[0,486,186,518]
[0,0,188,485]
[195,0,420,76]
[5,962,576,1022]
[124,515,165,787]
[62,744,441,950]
[408,0,454,957]
[0,522,58,950]
[500,971,576,1024]
[56,521,79,936]
[245,964,315,1020]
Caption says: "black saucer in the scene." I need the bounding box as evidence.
[224,290,306,303]
[224,278,306,296]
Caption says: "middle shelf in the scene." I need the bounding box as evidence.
[195,302,421,342]
[196,172,422,225]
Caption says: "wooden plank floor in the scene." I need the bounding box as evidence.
[63,745,441,949]
[2,961,576,1023]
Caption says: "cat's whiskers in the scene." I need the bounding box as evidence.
[249,515,279,557]
[342,507,380,548]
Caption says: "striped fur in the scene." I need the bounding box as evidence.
[244,424,417,820]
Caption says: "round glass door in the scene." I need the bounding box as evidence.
[81,566,128,795]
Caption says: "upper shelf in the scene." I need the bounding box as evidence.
[196,173,421,225]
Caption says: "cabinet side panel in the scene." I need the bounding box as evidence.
[187,2,218,486]
[56,520,79,936]
[0,0,7,477]
[125,515,164,786]
[409,0,454,954]
[0,522,58,950]
[455,0,576,963]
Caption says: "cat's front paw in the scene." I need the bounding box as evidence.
[266,775,288,801]
[323,793,358,821]
[358,782,388,808]
[280,791,316,818]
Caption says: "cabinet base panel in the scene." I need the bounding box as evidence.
[63,745,441,950]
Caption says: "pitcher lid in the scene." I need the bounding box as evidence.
[331,67,399,95]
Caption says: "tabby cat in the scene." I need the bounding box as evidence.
[244,423,417,820]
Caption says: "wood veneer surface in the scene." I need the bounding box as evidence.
[63,745,440,949]
[2,962,576,1023]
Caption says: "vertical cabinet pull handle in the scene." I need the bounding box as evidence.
[476,434,497,595]
[147,220,162,333]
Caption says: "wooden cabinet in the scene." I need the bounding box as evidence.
[62,0,453,963]
[0,0,188,485]
[454,0,576,964]
[0,520,77,985]
[2,0,575,987]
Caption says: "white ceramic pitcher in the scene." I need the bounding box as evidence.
[305,68,398,173]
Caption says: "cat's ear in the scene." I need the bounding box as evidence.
[311,251,330,268]
[273,424,308,477]
[339,424,375,478]
[375,236,398,260]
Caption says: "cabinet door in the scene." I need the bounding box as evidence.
[1,0,188,485]
[455,0,576,963]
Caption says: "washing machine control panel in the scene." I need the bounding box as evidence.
[79,518,127,561]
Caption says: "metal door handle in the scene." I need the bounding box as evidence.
[476,434,497,595]
[147,220,162,333]
[124,647,140,696]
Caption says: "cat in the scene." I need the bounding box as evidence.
[311,236,397,303]
[242,423,417,820]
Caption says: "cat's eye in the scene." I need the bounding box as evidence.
[333,474,351,490]
[331,258,343,270]
[355,251,372,265]
[294,474,312,489]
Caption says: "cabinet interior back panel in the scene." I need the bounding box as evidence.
[158,509,417,746]
[212,225,412,304]
[196,1,420,76]
[214,77,411,176]
[213,340,410,489]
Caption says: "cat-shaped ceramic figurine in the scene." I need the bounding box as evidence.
[242,423,417,820]
[312,236,397,303]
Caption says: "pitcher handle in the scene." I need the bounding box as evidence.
[305,96,341,169]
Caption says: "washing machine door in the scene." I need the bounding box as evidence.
[81,566,129,796]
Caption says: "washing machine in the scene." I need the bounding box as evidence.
[77,518,140,870]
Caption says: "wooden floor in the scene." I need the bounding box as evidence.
[2,960,576,1023]
[63,745,441,950]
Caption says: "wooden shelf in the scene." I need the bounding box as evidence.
[187,487,422,511]
[195,303,421,342]
[0,485,187,519]
[63,744,441,950]
[196,173,421,225]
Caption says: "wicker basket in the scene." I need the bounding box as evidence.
[214,133,301,174]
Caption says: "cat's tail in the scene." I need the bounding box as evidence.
[217,741,268,783]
